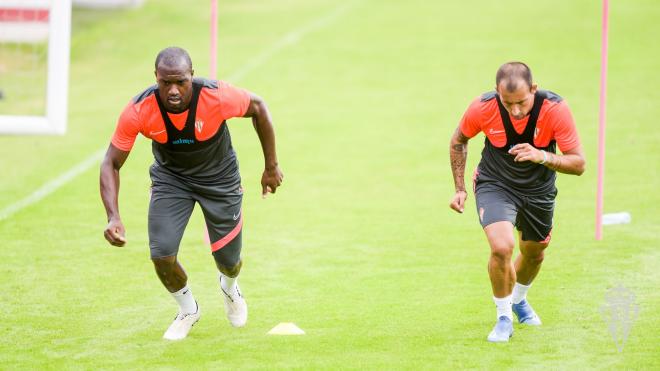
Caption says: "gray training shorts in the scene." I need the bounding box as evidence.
[474,177,556,242]
[148,165,243,260]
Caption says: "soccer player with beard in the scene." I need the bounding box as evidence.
[449,62,585,342]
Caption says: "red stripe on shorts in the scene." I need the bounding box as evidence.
[472,168,479,193]
[211,214,243,252]
[541,228,552,244]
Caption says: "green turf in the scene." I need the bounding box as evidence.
[0,42,48,116]
[0,0,658,369]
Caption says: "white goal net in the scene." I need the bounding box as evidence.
[0,0,71,135]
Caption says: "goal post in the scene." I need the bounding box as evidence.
[0,0,71,135]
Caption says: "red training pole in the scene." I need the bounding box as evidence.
[204,0,219,246]
[595,0,609,240]
[210,0,218,80]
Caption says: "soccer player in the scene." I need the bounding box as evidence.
[100,47,283,340]
[448,62,585,342]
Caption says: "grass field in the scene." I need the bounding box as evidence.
[0,43,48,116]
[1,0,659,369]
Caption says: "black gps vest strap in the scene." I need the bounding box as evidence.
[154,81,202,149]
[495,91,544,152]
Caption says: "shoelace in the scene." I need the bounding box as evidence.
[221,287,242,303]
[174,302,199,320]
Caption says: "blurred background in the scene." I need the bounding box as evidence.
[0,0,658,368]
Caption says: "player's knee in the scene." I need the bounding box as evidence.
[529,251,545,264]
[213,252,242,277]
[523,248,546,264]
[216,260,242,278]
[151,255,177,272]
[520,241,548,263]
[490,243,514,261]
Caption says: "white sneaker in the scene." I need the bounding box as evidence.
[162,302,201,340]
[487,316,514,343]
[221,285,247,327]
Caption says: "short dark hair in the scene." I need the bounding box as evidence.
[496,62,533,91]
[155,46,192,71]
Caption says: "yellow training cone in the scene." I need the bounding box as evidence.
[267,322,305,335]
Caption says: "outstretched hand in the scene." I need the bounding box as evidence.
[449,190,468,213]
[104,218,126,246]
[508,143,544,163]
[261,165,284,198]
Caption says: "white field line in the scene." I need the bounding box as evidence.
[0,2,356,222]
[226,2,356,83]
[0,148,106,221]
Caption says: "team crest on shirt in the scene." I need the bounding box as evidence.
[195,120,204,133]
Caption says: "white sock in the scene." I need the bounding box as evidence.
[512,282,531,304]
[219,273,238,296]
[171,285,197,314]
[493,295,513,320]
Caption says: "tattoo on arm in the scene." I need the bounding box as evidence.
[545,152,563,172]
[545,152,553,169]
[450,128,469,192]
[452,143,464,152]
[554,155,563,171]
[545,148,584,175]
[456,131,470,144]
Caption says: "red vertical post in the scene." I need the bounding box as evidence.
[204,0,219,245]
[596,0,609,240]
[210,0,218,79]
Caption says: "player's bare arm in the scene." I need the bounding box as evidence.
[508,143,585,175]
[449,126,470,213]
[100,143,130,246]
[244,92,284,198]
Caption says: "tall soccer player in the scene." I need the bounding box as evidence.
[100,47,283,340]
[448,62,585,342]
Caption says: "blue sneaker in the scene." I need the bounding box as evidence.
[512,299,542,325]
[487,316,513,342]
